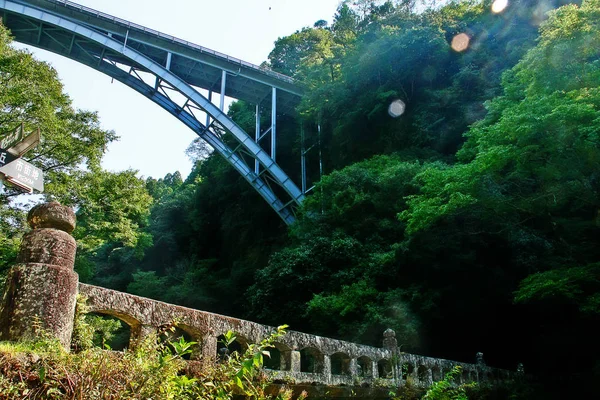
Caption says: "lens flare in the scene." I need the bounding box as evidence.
[451,33,470,52]
[388,99,406,118]
[491,0,509,14]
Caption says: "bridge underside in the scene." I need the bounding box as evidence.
[0,0,307,224]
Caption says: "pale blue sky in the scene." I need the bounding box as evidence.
[19,0,341,180]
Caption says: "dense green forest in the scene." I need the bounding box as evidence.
[2,0,599,397]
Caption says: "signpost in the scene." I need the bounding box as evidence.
[0,147,18,168]
[0,123,25,150]
[1,123,41,157]
[0,159,44,193]
[0,123,43,193]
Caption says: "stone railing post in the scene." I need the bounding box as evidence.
[280,350,292,371]
[350,358,358,377]
[130,324,157,348]
[290,350,301,372]
[383,328,399,383]
[323,354,331,383]
[0,202,78,349]
[201,334,218,363]
[372,360,379,379]
[383,328,398,352]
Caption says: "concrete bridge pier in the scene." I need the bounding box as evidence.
[0,202,78,349]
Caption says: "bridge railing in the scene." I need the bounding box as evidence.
[76,283,514,388]
[46,0,295,84]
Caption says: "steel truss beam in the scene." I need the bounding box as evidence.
[0,0,304,224]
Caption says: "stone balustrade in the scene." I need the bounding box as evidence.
[0,202,515,392]
[79,282,512,388]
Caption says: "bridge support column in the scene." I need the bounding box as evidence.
[206,90,212,127]
[271,87,277,161]
[290,350,301,373]
[255,104,260,174]
[220,70,227,111]
[0,202,78,349]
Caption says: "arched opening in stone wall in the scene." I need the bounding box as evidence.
[264,343,292,371]
[330,352,351,376]
[216,333,248,361]
[82,311,133,351]
[357,356,373,377]
[460,369,476,383]
[431,366,442,382]
[470,370,477,382]
[441,368,450,380]
[378,359,393,379]
[417,365,429,383]
[401,362,414,380]
[160,325,195,360]
[300,347,324,374]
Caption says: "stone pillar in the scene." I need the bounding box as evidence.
[201,334,218,363]
[383,328,398,352]
[372,360,379,379]
[350,358,358,377]
[0,202,78,349]
[290,350,301,372]
[281,350,292,371]
[383,329,399,383]
[424,368,433,387]
[323,354,332,383]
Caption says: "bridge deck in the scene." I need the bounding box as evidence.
[7,0,302,113]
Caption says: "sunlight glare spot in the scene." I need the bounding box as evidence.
[451,33,470,52]
[388,99,406,118]
[491,0,509,14]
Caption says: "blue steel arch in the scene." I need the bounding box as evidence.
[0,0,305,224]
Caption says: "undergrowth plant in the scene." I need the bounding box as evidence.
[422,366,476,400]
[0,310,299,399]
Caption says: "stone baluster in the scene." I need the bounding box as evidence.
[201,334,218,363]
[130,324,157,347]
[290,350,301,372]
[280,349,292,371]
[372,360,379,379]
[423,367,433,387]
[0,202,78,349]
[350,358,358,377]
[323,354,331,383]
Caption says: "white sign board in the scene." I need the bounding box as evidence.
[0,159,44,192]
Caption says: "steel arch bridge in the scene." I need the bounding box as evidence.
[0,0,314,224]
